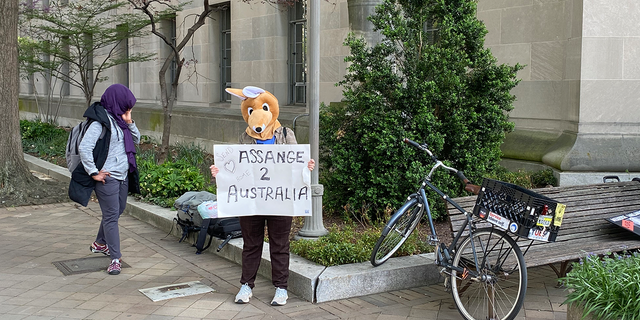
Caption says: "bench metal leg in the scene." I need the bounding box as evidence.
[548,261,574,288]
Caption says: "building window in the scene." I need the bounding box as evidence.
[220,7,231,102]
[61,42,70,96]
[160,18,177,89]
[115,24,129,87]
[289,0,307,105]
[84,33,93,93]
[169,19,177,86]
[424,19,440,45]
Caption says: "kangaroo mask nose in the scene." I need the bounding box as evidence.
[255,127,262,133]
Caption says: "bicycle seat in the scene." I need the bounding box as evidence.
[465,183,481,195]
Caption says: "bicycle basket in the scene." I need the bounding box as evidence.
[472,178,566,242]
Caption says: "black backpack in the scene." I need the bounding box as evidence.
[196,217,242,253]
[173,191,242,253]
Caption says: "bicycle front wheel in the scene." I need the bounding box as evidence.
[450,228,527,320]
[370,198,423,266]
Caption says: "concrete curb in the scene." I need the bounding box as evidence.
[24,153,441,303]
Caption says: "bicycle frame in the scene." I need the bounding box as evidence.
[404,161,485,279]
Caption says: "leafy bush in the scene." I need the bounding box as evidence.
[485,167,557,189]
[172,141,206,167]
[531,168,557,187]
[563,251,640,320]
[290,224,432,266]
[138,160,206,207]
[320,0,521,222]
[20,119,66,141]
[20,119,69,161]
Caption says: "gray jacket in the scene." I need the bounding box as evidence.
[79,114,141,180]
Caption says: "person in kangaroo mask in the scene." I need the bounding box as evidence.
[210,86,315,306]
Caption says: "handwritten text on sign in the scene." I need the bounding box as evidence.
[214,144,312,217]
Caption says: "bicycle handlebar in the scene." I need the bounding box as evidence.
[404,138,481,195]
[403,138,437,162]
[457,170,481,195]
[403,137,423,149]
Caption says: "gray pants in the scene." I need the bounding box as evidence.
[94,176,128,260]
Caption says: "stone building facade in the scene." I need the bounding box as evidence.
[480,0,640,180]
[19,0,640,184]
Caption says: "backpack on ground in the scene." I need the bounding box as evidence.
[173,191,242,254]
[66,119,105,173]
[196,217,242,253]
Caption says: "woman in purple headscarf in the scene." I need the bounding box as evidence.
[69,84,141,275]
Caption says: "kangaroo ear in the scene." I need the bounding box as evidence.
[225,88,246,100]
[242,86,265,98]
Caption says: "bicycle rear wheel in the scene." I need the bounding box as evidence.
[450,228,527,320]
[370,198,423,266]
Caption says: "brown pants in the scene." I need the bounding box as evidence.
[239,215,292,289]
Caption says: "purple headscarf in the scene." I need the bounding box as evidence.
[100,84,137,172]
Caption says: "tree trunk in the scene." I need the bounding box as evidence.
[0,0,38,192]
[159,100,172,163]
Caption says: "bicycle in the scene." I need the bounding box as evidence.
[370,138,527,320]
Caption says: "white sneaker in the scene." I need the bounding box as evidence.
[235,283,252,304]
[271,287,288,306]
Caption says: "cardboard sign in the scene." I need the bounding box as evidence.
[607,210,640,237]
[214,144,312,218]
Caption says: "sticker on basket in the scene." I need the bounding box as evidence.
[537,215,552,227]
[509,222,519,233]
[528,228,551,242]
[487,211,510,230]
[553,203,566,226]
[622,219,634,231]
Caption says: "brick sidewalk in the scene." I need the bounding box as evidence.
[0,203,568,319]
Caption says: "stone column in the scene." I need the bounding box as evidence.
[347,0,384,46]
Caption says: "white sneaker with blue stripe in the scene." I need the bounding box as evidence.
[271,287,288,306]
[235,283,252,304]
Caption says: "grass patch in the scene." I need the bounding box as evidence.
[290,222,433,266]
[563,251,640,320]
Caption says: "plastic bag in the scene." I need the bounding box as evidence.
[197,200,218,219]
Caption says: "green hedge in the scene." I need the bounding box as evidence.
[319,0,522,222]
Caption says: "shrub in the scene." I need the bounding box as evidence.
[320,0,521,222]
[290,224,432,266]
[563,251,640,320]
[531,168,557,187]
[20,119,66,141]
[138,160,206,207]
[485,167,557,189]
[20,119,69,162]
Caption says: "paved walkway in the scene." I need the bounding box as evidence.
[0,202,568,320]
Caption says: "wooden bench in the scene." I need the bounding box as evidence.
[447,180,640,278]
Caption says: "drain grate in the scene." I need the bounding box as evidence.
[139,281,215,302]
[52,256,130,276]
